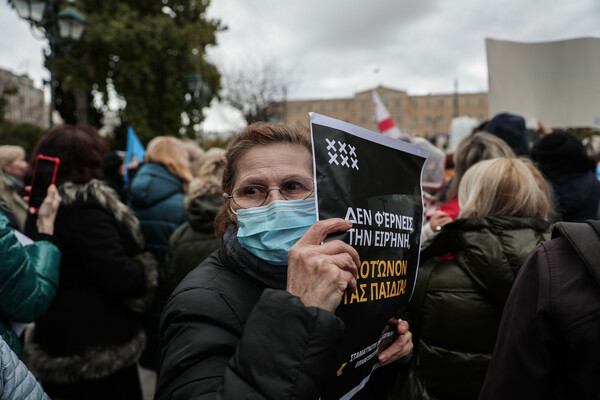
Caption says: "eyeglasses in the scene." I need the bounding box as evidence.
[228,177,314,209]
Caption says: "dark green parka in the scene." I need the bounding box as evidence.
[398,216,551,400]
[0,212,61,355]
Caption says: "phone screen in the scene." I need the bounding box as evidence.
[29,157,59,208]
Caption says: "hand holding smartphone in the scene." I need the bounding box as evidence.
[28,155,60,210]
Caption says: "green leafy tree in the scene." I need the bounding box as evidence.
[50,0,223,143]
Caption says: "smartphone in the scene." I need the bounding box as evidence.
[29,155,60,209]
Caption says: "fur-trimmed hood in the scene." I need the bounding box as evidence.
[59,179,145,248]
[25,330,146,384]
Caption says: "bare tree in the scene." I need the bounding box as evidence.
[220,59,293,125]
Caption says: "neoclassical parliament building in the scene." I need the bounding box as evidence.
[278,85,489,138]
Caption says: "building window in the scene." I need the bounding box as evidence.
[384,100,389,108]
[437,116,444,125]
[425,99,431,108]
[426,116,432,125]
[308,103,313,111]
[345,101,350,110]
[361,101,366,109]
[320,103,325,112]
[332,102,338,111]
[296,104,302,112]
[479,114,486,122]
[396,100,401,108]
[412,99,418,108]
[479,97,485,106]
[438,98,444,107]
[413,117,418,126]
[464,97,471,106]
[361,118,367,125]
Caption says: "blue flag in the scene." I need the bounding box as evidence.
[124,126,146,188]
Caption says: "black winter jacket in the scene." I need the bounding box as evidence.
[397,216,551,400]
[23,181,157,384]
[155,248,345,400]
[479,220,600,399]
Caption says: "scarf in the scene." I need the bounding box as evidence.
[222,224,288,290]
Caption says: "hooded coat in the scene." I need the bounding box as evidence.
[128,163,188,267]
[164,192,222,294]
[23,180,157,393]
[397,216,551,400]
[480,221,600,399]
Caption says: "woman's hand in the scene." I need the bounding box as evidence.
[429,210,452,232]
[34,185,61,235]
[287,218,359,313]
[378,318,413,366]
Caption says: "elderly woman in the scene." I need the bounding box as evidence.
[0,145,29,231]
[397,157,554,400]
[156,122,413,399]
[23,125,157,400]
[421,132,515,241]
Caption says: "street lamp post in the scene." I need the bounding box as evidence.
[188,72,211,146]
[10,0,86,128]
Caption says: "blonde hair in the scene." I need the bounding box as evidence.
[0,145,25,171]
[447,132,515,199]
[458,157,553,221]
[183,150,225,209]
[145,137,193,186]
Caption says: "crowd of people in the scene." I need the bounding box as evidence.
[0,111,599,399]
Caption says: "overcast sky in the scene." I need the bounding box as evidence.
[1,0,599,131]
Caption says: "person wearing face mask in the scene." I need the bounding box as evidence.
[0,145,30,231]
[155,122,414,400]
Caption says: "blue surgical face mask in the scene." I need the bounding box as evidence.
[236,198,317,265]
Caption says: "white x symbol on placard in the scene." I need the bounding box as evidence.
[338,141,347,154]
[328,152,339,165]
[326,138,337,151]
[351,158,359,170]
[349,145,357,157]
[341,155,349,167]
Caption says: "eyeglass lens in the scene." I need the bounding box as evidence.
[232,177,314,209]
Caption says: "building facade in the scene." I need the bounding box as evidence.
[0,67,47,128]
[279,85,489,138]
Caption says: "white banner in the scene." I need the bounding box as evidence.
[486,37,600,128]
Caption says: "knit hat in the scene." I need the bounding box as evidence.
[481,113,531,157]
[532,131,596,179]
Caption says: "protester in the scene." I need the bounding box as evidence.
[22,125,157,400]
[128,136,193,372]
[421,132,515,242]
[479,220,600,399]
[396,157,553,400]
[155,122,413,399]
[0,335,50,400]
[532,131,600,222]
[0,145,29,231]
[164,149,225,294]
[0,186,60,356]
[480,112,531,156]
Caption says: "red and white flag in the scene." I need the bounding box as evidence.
[371,90,410,141]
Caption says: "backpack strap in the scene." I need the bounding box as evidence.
[552,221,600,287]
